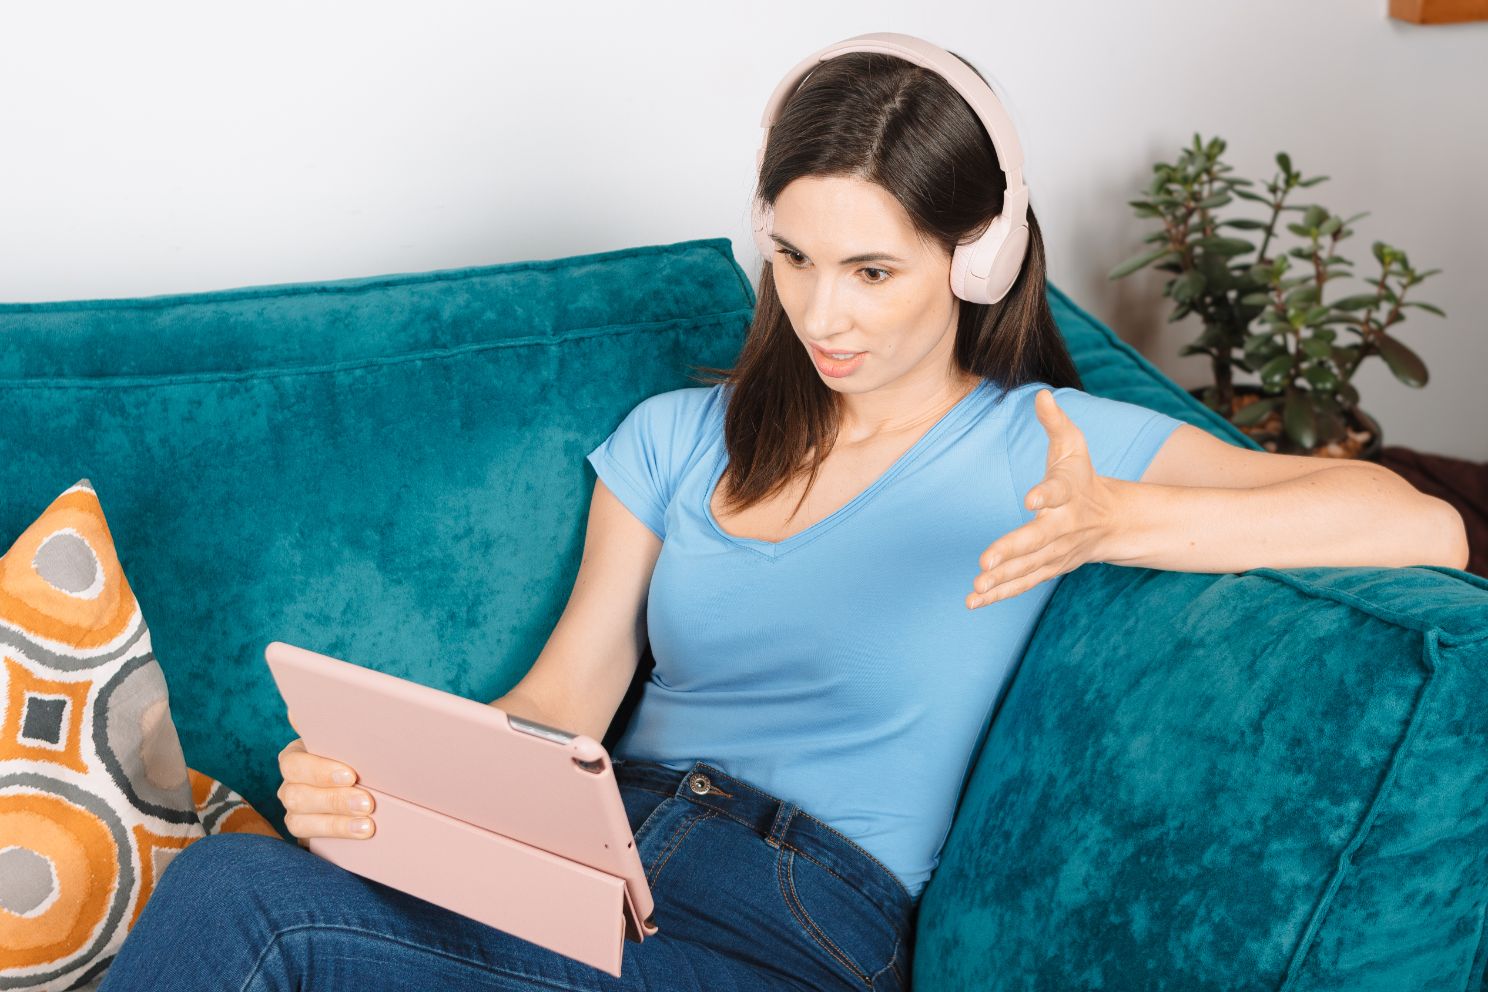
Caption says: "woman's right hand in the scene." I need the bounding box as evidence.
[277,709,376,844]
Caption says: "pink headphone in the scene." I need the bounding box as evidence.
[751,31,1031,306]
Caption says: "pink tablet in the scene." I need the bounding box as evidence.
[264,640,658,978]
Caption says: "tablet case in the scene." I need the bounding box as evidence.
[264,640,659,978]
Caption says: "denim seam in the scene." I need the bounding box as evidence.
[703,768,910,905]
[690,798,769,837]
[241,923,588,992]
[702,767,910,910]
[703,767,778,802]
[780,839,905,941]
[632,795,678,852]
[778,848,873,988]
[647,807,717,887]
[618,783,675,798]
[683,795,905,932]
[869,931,903,990]
[792,816,913,907]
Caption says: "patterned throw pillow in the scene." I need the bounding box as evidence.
[0,479,280,992]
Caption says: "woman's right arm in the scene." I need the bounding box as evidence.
[491,476,664,742]
[278,477,663,844]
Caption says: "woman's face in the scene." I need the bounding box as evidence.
[768,175,961,399]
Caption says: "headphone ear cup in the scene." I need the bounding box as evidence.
[950,217,1029,305]
[986,223,1030,302]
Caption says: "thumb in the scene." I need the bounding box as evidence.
[1036,389,1085,455]
[1035,388,1065,427]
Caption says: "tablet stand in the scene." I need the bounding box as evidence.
[308,787,656,978]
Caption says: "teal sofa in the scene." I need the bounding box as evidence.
[2,237,1485,991]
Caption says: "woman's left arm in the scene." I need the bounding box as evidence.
[967,391,1470,609]
[1100,460,1469,573]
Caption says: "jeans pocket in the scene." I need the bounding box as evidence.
[776,844,902,987]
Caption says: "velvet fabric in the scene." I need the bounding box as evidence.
[0,239,753,840]
[2,237,1483,991]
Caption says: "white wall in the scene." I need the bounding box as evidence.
[2,1,1483,457]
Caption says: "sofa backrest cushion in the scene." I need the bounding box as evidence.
[0,238,753,833]
[914,286,1488,991]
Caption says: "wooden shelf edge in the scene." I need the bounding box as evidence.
[1389,0,1488,23]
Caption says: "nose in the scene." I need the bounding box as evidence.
[797,277,851,343]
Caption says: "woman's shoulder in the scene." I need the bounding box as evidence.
[633,382,726,426]
[618,383,727,462]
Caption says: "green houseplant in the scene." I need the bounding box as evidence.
[1109,133,1446,458]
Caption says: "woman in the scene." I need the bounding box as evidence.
[99,33,1466,992]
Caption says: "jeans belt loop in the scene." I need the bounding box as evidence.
[766,800,797,849]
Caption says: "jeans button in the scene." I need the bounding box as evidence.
[687,773,711,795]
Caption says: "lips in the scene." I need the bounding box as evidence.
[811,347,867,378]
[812,344,865,359]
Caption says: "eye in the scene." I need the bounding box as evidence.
[774,249,892,285]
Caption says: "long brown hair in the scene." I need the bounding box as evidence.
[690,49,1082,520]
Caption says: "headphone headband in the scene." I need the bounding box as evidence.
[752,32,1031,305]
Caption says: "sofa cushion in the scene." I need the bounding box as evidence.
[915,284,1488,991]
[0,239,754,835]
[1045,280,1259,449]
[0,479,279,991]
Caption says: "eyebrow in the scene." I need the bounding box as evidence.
[769,234,906,265]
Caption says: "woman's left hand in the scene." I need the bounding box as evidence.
[966,389,1121,609]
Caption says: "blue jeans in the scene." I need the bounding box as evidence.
[98,758,918,991]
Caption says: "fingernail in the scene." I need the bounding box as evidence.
[352,818,372,833]
[350,796,371,812]
[333,770,353,785]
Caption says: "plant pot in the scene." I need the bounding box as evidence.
[1185,384,1383,462]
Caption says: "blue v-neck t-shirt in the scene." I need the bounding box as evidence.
[584,377,1184,901]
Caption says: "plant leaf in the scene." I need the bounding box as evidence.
[1171,270,1206,303]
[1375,333,1429,387]
[1108,246,1175,280]
[1232,396,1281,426]
[1330,294,1380,312]
[1401,301,1446,317]
[1285,285,1320,308]
[1283,389,1317,449]
[1302,338,1333,359]
[1260,354,1294,385]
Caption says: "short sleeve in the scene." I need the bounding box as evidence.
[585,387,715,541]
[1004,384,1185,526]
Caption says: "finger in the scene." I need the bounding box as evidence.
[1026,475,1073,512]
[969,558,1068,608]
[973,546,1044,596]
[979,520,1050,572]
[279,743,358,788]
[1035,389,1088,459]
[973,535,1074,600]
[284,810,376,841]
[278,781,376,818]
